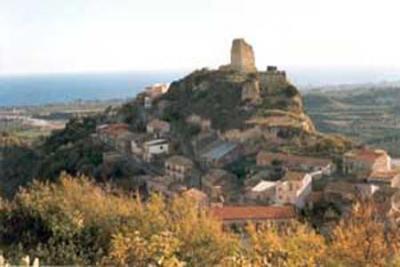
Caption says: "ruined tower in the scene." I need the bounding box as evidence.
[230,38,257,73]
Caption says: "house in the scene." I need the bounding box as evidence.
[210,205,296,228]
[146,119,170,137]
[192,131,219,155]
[130,134,148,155]
[165,155,194,182]
[256,151,334,176]
[275,171,312,208]
[323,181,359,204]
[202,169,236,202]
[343,148,391,178]
[186,114,212,132]
[144,96,152,109]
[304,191,324,209]
[102,151,123,164]
[246,180,277,204]
[146,176,186,198]
[200,141,241,168]
[145,83,169,99]
[143,139,169,161]
[96,123,136,153]
[182,188,209,207]
[367,171,400,188]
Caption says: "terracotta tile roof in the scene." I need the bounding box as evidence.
[210,205,296,221]
[147,119,170,130]
[98,123,130,138]
[257,151,332,168]
[344,149,388,163]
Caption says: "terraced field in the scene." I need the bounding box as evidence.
[304,86,400,156]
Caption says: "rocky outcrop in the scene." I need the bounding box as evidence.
[230,39,257,73]
[241,79,260,103]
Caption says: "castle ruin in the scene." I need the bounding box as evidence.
[228,38,257,73]
[219,39,288,90]
[260,66,287,90]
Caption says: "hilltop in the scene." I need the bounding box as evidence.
[0,39,351,197]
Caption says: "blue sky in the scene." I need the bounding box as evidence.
[2,0,400,75]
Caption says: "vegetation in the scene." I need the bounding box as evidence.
[1,174,400,266]
[304,86,400,156]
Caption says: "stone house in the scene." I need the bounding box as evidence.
[145,83,169,99]
[210,205,296,229]
[146,119,170,137]
[256,151,334,176]
[102,151,123,164]
[202,169,236,203]
[246,180,277,204]
[186,114,212,132]
[192,131,219,156]
[200,141,241,168]
[367,171,400,188]
[146,175,183,198]
[182,188,209,207]
[96,123,136,153]
[130,134,148,155]
[165,155,194,182]
[343,148,391,178]
[275,171,312,209]
[323,181,359,204]
[143,139,169,162]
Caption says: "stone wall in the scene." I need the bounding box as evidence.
[259,66,287,90]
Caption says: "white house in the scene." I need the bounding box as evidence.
[143,139,169,161]
[275,171,312,209]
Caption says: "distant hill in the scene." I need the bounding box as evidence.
[304,86,400,156]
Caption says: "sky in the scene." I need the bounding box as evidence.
[1,0,400,75]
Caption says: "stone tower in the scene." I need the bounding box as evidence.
[230,38,257,73]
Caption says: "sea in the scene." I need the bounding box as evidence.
[1,67,400,107]
[0,71,185,107]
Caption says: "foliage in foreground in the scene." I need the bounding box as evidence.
[1,174,400,266]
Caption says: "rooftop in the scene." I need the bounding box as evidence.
[203,169,231,184]
[166,155,194,168]
[147,118,170,130]
[210,205,296,221]
[97,123,131,138]
[344,148,388,163]
[368,170,400,181]
[145,139,168,146]
[182,188,208,202]
[201,142,238,161]
[257,151,332,167]
[251,180,277,192]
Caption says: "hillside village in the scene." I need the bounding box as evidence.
[78,39,400,229]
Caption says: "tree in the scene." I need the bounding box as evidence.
[245,221,326,267]
[326,201,400,267]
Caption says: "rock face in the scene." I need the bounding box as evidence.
[241,79,260,103]
[230,39,257,73]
